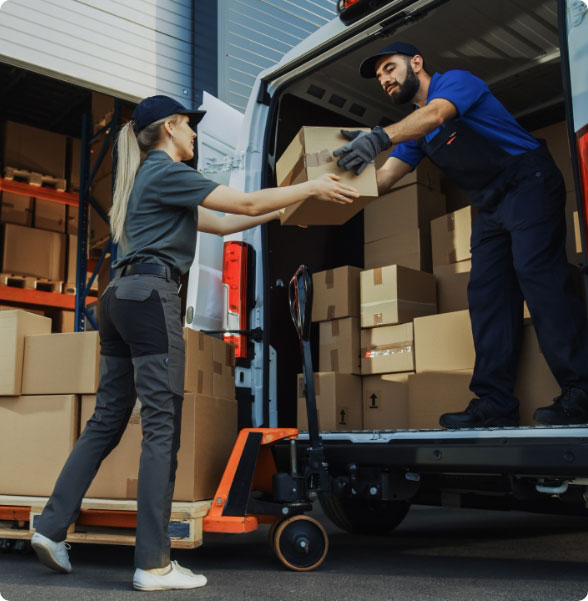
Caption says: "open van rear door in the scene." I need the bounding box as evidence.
[185,92,244,332]
[560,0,588,263]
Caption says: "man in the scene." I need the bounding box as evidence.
[334,41,588,428]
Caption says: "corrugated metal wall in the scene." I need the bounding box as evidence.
[0,0,194,104]
[218,0,337,111]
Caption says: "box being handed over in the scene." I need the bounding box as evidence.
[276,127,378,226]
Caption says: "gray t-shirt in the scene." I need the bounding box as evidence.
[114,150,218,275]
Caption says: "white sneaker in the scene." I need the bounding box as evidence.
[31,532,72,574]
[133,560,207,591]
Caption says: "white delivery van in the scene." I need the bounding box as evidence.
[186,0,588,533]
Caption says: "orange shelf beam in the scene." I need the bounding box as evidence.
[0,286,94,310]
[0,177,79,207]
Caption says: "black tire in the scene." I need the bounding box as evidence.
[320,496,410,535]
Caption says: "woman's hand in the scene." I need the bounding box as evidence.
[309,173,360,204]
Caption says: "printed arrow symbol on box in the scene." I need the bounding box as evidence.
[370,394,378,408]
[339,409,346,425]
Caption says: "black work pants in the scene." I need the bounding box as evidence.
[468,146,588,414]
[35,273,185,569]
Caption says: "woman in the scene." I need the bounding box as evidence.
[31,95,358,591]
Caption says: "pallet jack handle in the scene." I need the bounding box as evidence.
[289,265,323,453]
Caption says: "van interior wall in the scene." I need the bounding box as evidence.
[269,0,575,427]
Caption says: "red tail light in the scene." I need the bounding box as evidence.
[577,129,588,251]
[222,241,250,359]
[338,0,361,10]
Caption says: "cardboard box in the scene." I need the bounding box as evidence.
[22,331,100,395]
[414,310,475,373]
[70,137,81,192]
[211,336,236,400]
[312,266,361,322]
[34,198,66,233]
[296,372,362,431]
[1,223,66,281]
[3,121,66,177]
[515,324,560,426]
[360,265,436,328]
[319,317,360,374]
[361,323,414,374]
[80,393,238,501]
[408,370,473,429]
[364,184,446,244]
[362,373,410,430]
[0,310,52,395]
[0,394,78,496]
[184,328,213,395]
[67,205,79,234]
[390,158,442,192]
[434,259,471,313]
[1,191,32,226]
[276,127,378,226]
[364,229,431,272]
[431,206,475,267]
[54,310,75,333]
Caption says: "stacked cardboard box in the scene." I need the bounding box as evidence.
[364,160,446,272]
[275,126,379,226]
[0,310,239,500]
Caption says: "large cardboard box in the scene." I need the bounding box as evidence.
[362,373,410,430]
[515,324,560,426]
[312,266,361,322]
[1,223,66,281]
[364,183,446,244]
[296,372,362,431]
[54,310,75,333]
[360,264,436,328]
[80,393,238,501]
[361,323,414,374]
[364,229,431,272]
[1,191,32,226]
[276,127,378,226]
[184,328,213,395]
[22,331,100,395]
[0,310,52,395]
[434,259,471,313]
[0,394,78,496]
[211,335,236,400]
[34,198,66,233]
[408,370,473,429]
[3,121,66,178]
[430,206,475,267]
[319,317,360,374]
[413,310,475,373]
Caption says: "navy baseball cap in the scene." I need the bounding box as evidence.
[131,95,206,132]
[359,42,422,79]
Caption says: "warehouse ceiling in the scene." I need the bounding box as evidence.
[0,62,92,139]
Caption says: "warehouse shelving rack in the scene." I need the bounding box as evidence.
[0,100,121,326]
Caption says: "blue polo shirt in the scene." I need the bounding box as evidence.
[391,70,539,167]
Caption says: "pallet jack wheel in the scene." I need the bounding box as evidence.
[267,519,281,555]
[273,515,329,571]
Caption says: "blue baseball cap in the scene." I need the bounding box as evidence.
[131,95,206,132]
[359,42,422,79]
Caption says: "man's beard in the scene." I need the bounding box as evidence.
[390,63,420,105]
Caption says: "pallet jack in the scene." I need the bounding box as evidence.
[202,265,331,571]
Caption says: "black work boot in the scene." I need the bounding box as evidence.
[439,398,520,429]
[533,387,588,425]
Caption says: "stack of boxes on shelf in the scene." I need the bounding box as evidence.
[0,309,238,501]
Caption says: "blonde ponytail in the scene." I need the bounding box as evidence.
[110,115,178,243]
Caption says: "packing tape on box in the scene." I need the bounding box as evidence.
[280,149,334,187]
[362,342,413,359]
[213,360,223,375]
[362,299,437,325]
[226,345,235,367]
[447,213,455,232]
[325,269,334,288]
[327,305,336,319]
[373,268,383,286]
[198,333,205,351]
[331,320,340,337]
[330,349,339,372]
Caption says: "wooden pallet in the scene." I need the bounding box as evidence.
[4,166,67,192]
[0,273,63,293]
[0,496,211,549]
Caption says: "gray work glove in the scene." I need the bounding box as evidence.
[333,126,393,175]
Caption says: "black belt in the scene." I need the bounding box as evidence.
[115,263,181,286]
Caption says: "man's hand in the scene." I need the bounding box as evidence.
[333,126,393,175]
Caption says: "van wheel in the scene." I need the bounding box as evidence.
[320,496,410,535]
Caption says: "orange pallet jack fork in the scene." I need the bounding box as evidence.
[203,266,331,571]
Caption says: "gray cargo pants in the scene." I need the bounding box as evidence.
[35,273,185,569]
